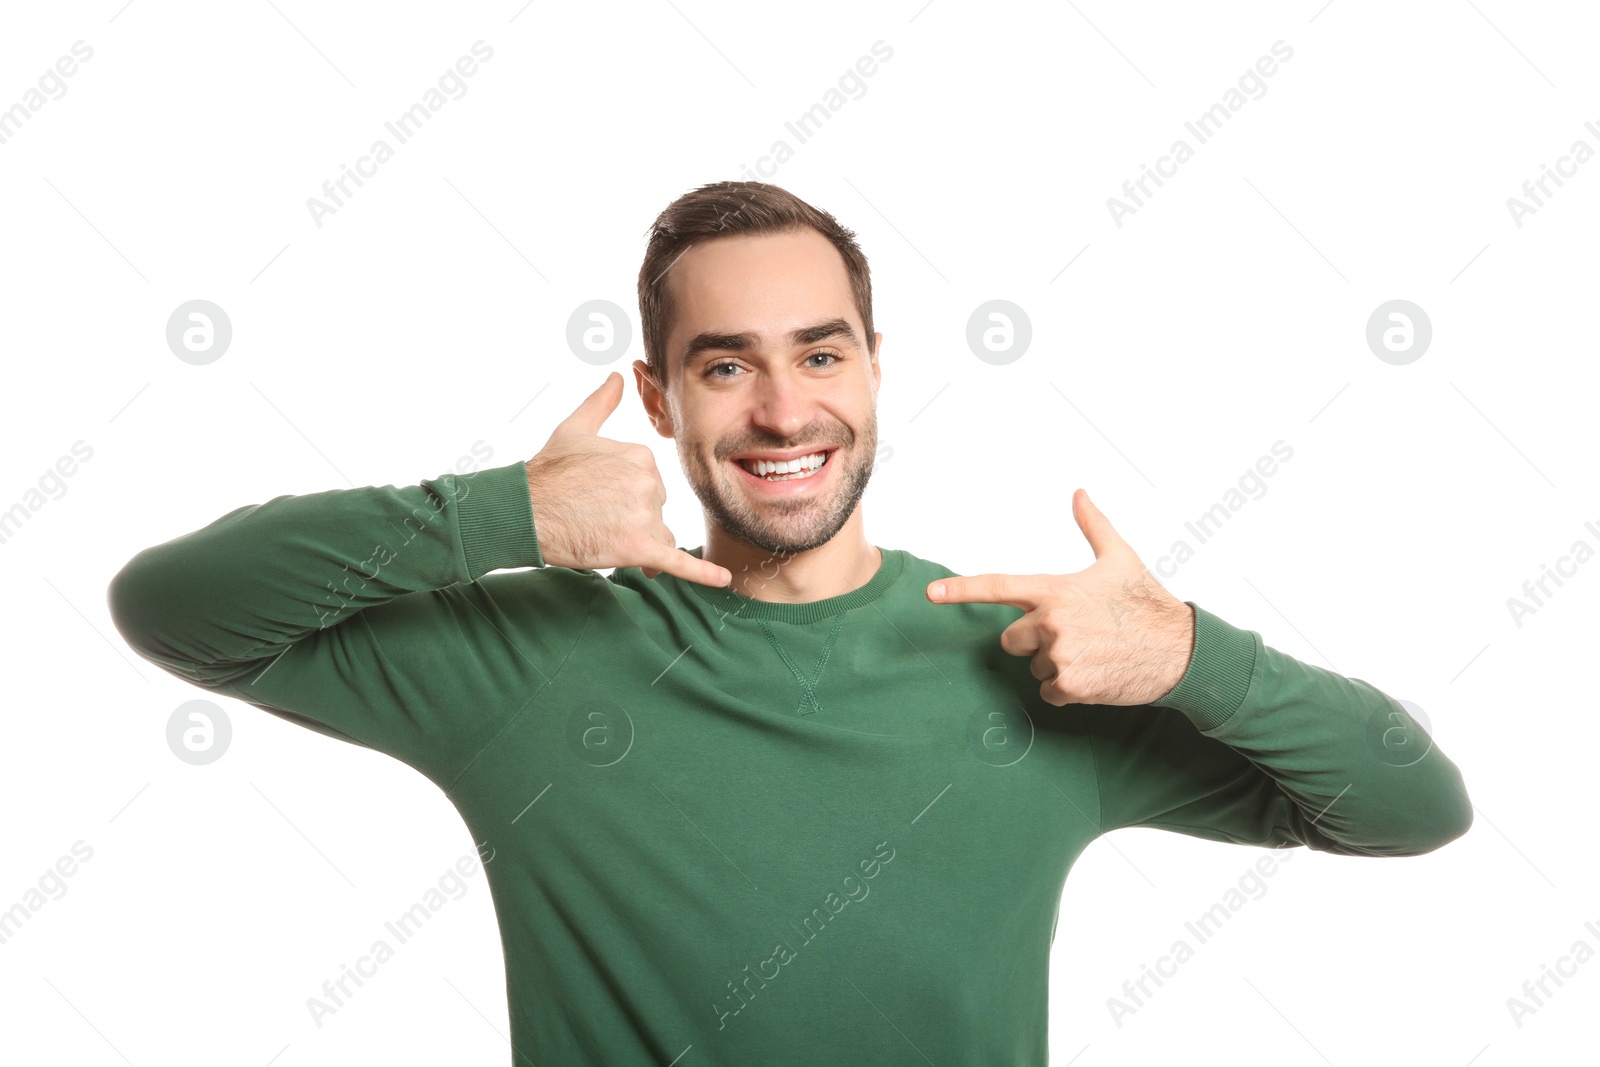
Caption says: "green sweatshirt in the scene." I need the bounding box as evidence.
[107,460,1471,1066]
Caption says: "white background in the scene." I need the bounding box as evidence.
[1,1,1594,1064]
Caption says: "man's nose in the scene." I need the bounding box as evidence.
[749,370,810,440]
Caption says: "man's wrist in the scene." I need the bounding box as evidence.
[1153,600,1196,703]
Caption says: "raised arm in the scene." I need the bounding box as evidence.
[106,373,731,788]
[106,459,585,787]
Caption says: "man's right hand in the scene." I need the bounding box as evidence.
[525,372,732,588]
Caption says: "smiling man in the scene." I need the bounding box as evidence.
[635,220,883,602]
[109,181,1473,1066]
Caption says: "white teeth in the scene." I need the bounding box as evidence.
[741,452,826,476]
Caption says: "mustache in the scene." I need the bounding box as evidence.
[717,433,853,460]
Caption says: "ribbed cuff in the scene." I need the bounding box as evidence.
[1155,602,1257,731]
[453,460,543,579]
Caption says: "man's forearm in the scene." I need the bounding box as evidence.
[107,461,540,687]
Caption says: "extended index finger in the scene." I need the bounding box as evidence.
[927,572,1049,610]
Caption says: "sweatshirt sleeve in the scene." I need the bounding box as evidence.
[106,460,592,790]
[1085,602,1473,857]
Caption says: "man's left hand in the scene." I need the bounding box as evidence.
[926,489,1196,707]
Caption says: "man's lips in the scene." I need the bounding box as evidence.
[727,445,840,464]
[729,447,837,490]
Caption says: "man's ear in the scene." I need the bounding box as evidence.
[633,359,676,439]
[870,332,883,399]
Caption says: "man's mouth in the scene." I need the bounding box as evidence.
[733,449,834,482]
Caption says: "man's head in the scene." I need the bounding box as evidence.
[633,182,882,558]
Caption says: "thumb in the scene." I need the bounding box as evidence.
[1073,488,1127,560]
[553,371,623,439]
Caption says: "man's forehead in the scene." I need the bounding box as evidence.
[662,232,862,361]
[664,230,851,306]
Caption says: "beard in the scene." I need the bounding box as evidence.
[678,407,878,558]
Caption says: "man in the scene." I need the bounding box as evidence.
[109,180,1472,1065]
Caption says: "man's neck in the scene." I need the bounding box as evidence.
[702,520,882,604]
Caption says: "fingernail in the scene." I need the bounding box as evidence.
[930,582,945,601]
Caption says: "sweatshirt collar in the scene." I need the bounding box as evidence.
[679,546,905,624]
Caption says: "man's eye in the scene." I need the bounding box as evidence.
[705,351,840,379]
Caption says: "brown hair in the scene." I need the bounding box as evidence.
[636,180,876,388]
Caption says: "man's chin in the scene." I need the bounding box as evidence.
[683,447,872,557]
[700,486,840,556]
[725,504,834,553]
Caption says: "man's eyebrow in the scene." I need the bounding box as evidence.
[681,318,860,367]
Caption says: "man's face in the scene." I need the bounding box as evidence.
[636,227,882,558]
